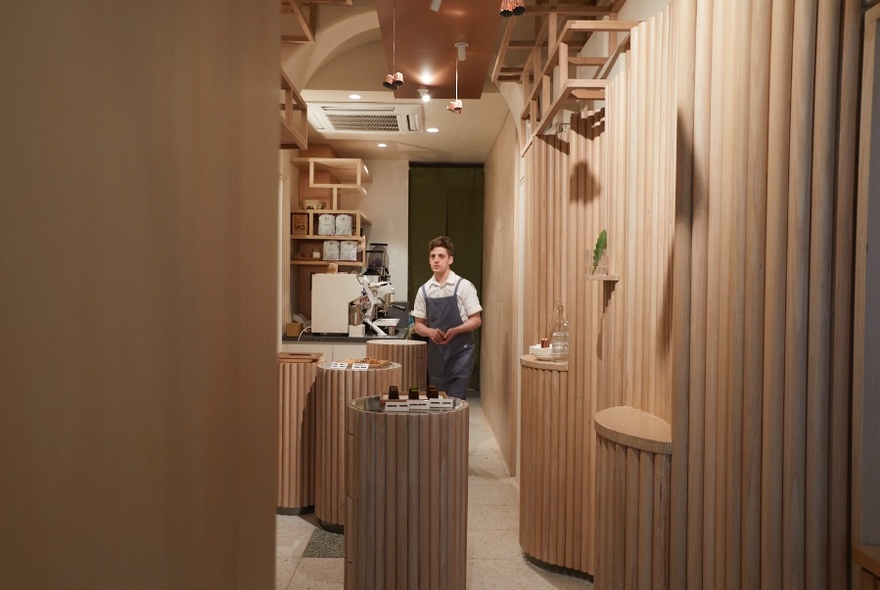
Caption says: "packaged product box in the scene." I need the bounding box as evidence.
[292,213,308,236]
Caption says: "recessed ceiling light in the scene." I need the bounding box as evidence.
[427,127,439,133]
[349,94,361,100]
[377,143,388,148]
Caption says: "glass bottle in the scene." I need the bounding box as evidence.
[548,298,570,362]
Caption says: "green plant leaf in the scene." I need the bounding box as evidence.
[591,229,607,274]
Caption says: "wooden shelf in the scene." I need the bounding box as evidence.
[490,6,640,153]
[585,273,620,282]
[290,209,371,267]
[280,69,308,150]
[290,157,372,195]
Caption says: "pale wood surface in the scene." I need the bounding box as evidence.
[277,355,320,511]
[593,406,672,455]
[345,398,469,590]
[314,362,401,528]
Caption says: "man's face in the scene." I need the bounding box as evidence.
[429,247,453,276]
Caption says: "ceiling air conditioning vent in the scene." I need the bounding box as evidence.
[308,103,424,134]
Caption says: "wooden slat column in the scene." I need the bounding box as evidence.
[277,353,321,513]
[344,397,469,590]
[366,339,427,391]
[315,361,402,529]
[594,406,673,590]
[520,354,598,575]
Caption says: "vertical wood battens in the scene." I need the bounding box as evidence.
[783,0,819,585]
[762,0,795,587]
[835,0,859,582]
[806,0,841,586]
[595,427,672,589]
[345,404,468,589]
[315,364,401,527]
[519,1,856,584]
[277,357,318,510]
[741,0,772,585]
[670,0,696,583]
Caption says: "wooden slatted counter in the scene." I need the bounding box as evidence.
[366,339,427,391]
[277,353,321,513]
[345,397,469,590]
[594,406,673,590]
[520,354,599,575]
[315,361,402,530]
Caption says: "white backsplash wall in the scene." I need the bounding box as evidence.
[338,159,410,302]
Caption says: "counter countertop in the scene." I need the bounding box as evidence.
[283,333,415,344]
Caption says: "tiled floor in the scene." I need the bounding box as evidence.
[276,396,595,589]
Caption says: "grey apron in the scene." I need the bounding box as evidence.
[423,280,474,399]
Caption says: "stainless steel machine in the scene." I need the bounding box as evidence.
[310,273,398,336]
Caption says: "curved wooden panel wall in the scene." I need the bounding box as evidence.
[366,339,427,391]
[521,0,860,586]
[314,362,401,528]
[344,398,469,590]
[277,354,320,512]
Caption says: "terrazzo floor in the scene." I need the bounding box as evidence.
[275,395,595,590]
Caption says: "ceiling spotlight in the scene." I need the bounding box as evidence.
[349,94,361,100]
[378,143,388,148]
[418,88,431,102]
[455,41,468,62]
[447,99,463,114]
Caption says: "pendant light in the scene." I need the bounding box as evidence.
[500,0,525,17]
[447,44,463,114]
[382,0,404,89]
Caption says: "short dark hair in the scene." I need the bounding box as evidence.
[428,236,454,255]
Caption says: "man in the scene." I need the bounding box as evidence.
[411,236,482,399]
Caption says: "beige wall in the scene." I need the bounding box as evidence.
[481,114,521,475]
[0,2,280,588]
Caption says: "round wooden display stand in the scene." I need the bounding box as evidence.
[277,353,321,513]
[366,339,427,391]
[344,397,469,590]
[315,361,402,529]
[593,406,672,589]
[520,354,598,576]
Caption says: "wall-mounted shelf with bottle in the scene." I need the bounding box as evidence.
[290,209,371,267]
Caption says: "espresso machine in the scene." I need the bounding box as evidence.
[310,273,363,334]
[310,273,397,336]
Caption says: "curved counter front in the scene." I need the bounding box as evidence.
[315,361,402,530]
[277,353,321,513]
[519,354,596,576]
[345,397,469,590]
[593,406,672,590]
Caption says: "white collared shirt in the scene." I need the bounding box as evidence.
[411,270,482,322]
